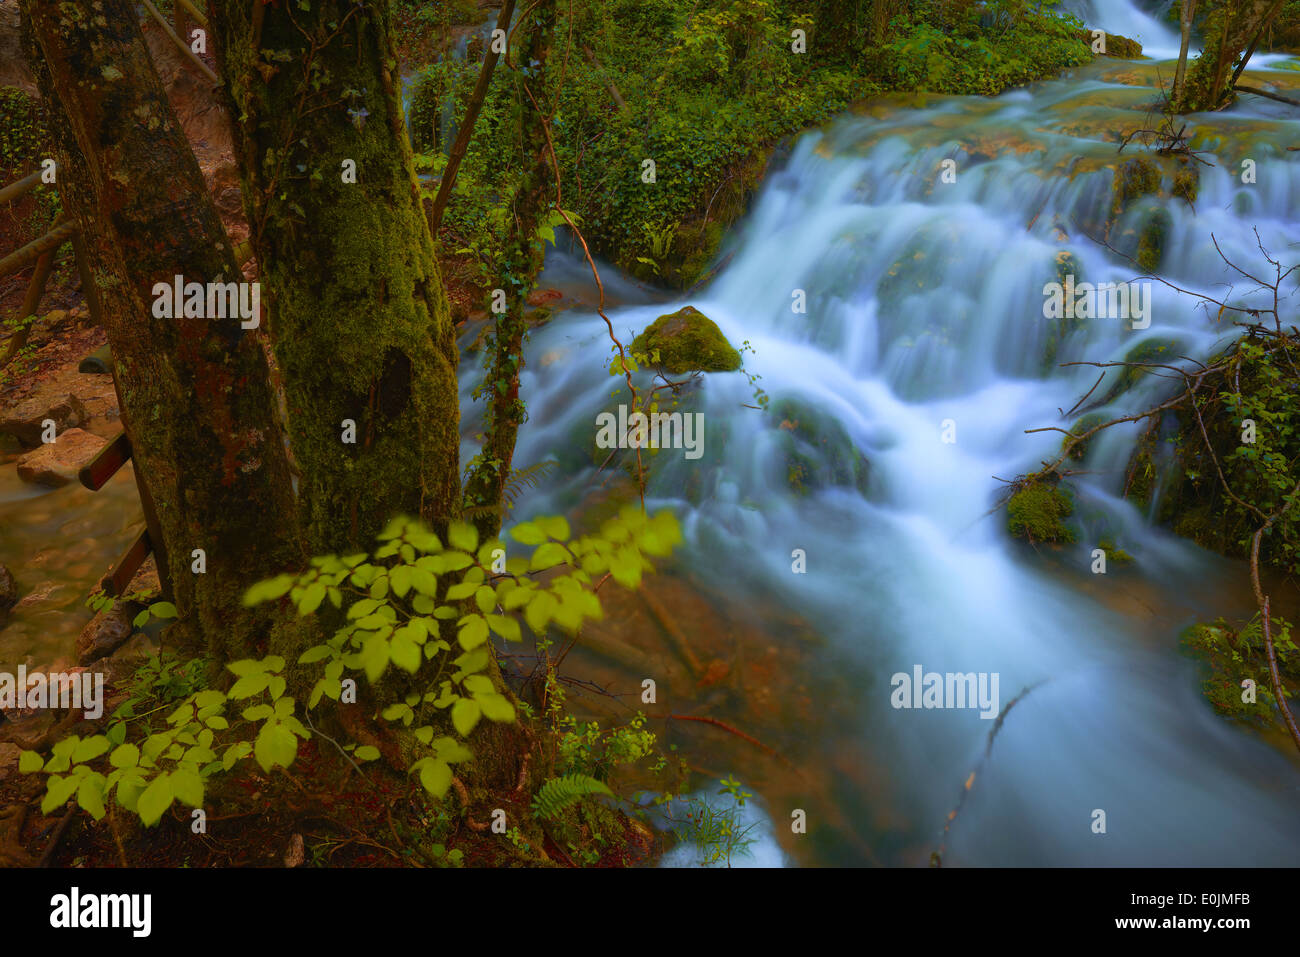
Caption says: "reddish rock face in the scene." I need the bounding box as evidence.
[15,427,105,487]
[0,393,88,447]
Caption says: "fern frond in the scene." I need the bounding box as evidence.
[531,773,614,821]
[501,459,559,508]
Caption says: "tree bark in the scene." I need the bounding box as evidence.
[462,0,556,538]
[1177,0,1288,111]
[427,0,517,236]
[1173,0,1197,104]
[207,1,462,555]
[21,0,305,662]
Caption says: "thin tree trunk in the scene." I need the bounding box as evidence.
[21,0,305,662]
[207,1,462,554]
[1177,0,1288,111]
[428,0,517,236]
[462,0,556,538]
[1173,0,1197,104]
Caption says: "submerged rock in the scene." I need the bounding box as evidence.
[631,306,741,375]
[768,397,871,497]
[15,428,106,487]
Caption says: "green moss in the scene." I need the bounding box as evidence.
[1097,536,1134,564]
[1064,411,1110,461]
[630,306,741,374]
[1007,480,1075,543]
[1100,32,1143,59]
[1136,207,1172,272]
[1173,163,1199,204]
[1101,336,1185,405]
[1111,155,1161,220]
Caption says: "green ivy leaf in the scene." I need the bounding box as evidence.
[451,697,481,737]
[137,773,174,826]
[418,758,453,798]
[18,750,43,773]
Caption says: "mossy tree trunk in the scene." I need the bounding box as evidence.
[462,0,556,539]
[207,1,462,556]
[21,0,306,663]
[1176,0,1288,110]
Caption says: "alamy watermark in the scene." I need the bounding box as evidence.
[1043,274,1150,330]
[0,666,104,720]
[890,665,1000,719]
[595,405,705,460]
[152,274,260,329]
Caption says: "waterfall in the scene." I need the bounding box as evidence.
[463,0,1300,865]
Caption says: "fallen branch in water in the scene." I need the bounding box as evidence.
[1234,84,1300,109]
[931,681,1045,867]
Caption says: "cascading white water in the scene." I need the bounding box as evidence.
[462,3,1300,864]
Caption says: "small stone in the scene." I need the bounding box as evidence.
[0,393,87,447]
[284,833,305,868]
[76,601,138,665]
[16,428,106,487]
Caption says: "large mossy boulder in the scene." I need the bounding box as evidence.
[630,306,741,375]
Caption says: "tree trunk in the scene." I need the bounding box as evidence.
[21,0,305,662]
[207,1,462,555]
[1173,0,1197,104]
[1177,0,1288,111]
[427,0,517,236]
[462,0,556,538]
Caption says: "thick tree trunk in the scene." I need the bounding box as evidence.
[462,0,556,538]
[1177,0,1288,111]
[21,0,305,662]
[207,1,462,555]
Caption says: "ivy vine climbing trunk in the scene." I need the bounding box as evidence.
[462,0,557,539]
[21,0,306,663]
[207,1,462,555]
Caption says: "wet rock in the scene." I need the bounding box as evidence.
[0,563,15,619]
[11,580,55,613]
[76,601,139,666]
[630,306,741,374]
[15,428,106,487]
[0,393,87,447]
[769,396,871,497]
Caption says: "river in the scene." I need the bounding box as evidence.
[490,1,1300,865]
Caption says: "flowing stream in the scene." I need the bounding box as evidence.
[480,5,1300,865]
[2,0,1297,867]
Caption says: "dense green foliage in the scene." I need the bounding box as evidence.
[412,0,1096,291]
[22,509,682,826]
[1148,335,1300,575]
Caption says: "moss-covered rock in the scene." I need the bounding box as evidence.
[1111,155,1161,220]
[1100,32,1143,59]
[767,397,871,497]
[630,306,741,375]
[1063,411,1111,461]
[1136,207,1172,272]
[1098,336,1186,406]
[1096,536,1135,565]
[1044,250,1086,369]
[1173,162,1199,204]
[1007,479,1075,543]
